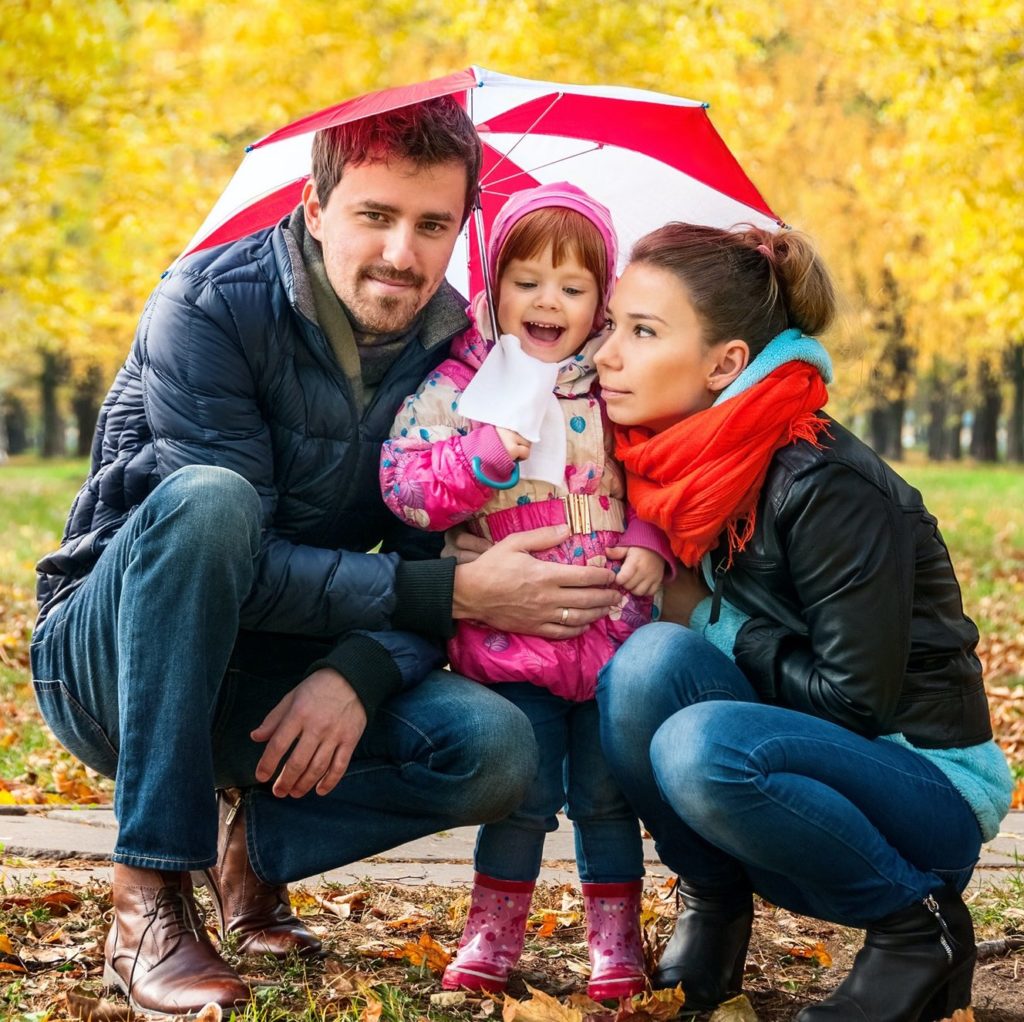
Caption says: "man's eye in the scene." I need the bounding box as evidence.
[362,211,385,222]
[421,222,447,234]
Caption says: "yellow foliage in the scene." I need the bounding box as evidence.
[1,0,1019,421]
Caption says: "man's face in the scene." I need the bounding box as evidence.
[303,158,467,333]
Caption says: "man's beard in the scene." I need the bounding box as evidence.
[347,266,428,334]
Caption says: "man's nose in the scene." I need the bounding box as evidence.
[382,225,416,270]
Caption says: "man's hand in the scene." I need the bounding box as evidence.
[252,668,367,798]
[453,525,618,639]
[606,545,665,598]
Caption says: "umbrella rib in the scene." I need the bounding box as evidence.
[479,93,565,187]
[481,145,604,191]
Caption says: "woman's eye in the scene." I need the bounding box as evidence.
[634,324,655,338]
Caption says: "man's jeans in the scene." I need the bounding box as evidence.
[31,466,537,882]
[596,622,982,927]
[473,683,644,884]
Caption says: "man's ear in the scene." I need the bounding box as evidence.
[302,179,323,240]
[707,340,750,393]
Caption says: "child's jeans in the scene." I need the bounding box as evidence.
[473,682,644,883]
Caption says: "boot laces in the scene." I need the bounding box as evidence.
[125,884,205,1003]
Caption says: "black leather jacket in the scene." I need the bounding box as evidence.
[726,417,991,749]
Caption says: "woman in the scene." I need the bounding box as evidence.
[592,222,1013,1021]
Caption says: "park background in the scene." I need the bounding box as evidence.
[1,3,1023,1019]
[1,0,1022,802]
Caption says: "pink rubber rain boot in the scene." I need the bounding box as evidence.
[583,880,647,1002]
[442,873,536,993]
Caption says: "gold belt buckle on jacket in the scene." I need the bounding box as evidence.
[562,493,593,536]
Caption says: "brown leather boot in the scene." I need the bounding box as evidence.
[201,787,323,958]
[103,864,251,1017]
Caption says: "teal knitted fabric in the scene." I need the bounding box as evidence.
[881,733,1013,842]
[715,327,833,406]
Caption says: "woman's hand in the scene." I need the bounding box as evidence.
[659,567,712,626]
[442,524,492,564]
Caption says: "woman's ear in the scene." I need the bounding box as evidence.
[707,340,750,393]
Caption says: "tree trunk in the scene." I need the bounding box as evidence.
[71,364,105,457]
[867,269,913,461]
[948,404,964,460]
[0,393,7,463]
[1007,342,1024,463]
[40,350,67,458]
[927,390,948,460]
[3,393,29,455]
[969,360,1002,462]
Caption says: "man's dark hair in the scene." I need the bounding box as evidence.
[311,96,482,225]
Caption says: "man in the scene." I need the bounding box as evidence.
[32,97,619,1016]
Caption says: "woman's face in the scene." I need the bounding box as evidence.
[596,262,722,432]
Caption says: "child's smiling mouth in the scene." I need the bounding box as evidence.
[524,321,565,343]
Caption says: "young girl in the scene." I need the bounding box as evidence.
[380,183,673,1001]
[593,222,1013,1020]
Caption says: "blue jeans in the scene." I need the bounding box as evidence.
[474,682,644,884]
[30,466,538,882]
[596,622,982,927]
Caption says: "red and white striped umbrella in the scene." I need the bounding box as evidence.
[180,66,783,299]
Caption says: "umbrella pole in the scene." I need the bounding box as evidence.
[472,198,501,341]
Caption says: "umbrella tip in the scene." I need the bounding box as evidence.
[702,102,711,110]
[245,144,255,152]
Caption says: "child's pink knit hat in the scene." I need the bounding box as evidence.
[487,182,618,329]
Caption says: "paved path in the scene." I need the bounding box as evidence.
[2,806,1021,892]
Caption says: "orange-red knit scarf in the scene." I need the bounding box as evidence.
[614,361,830,568]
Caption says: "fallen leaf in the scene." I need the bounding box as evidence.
[65,987,132,1021]
[503,984,586,1022]
[312,889,368,919]
[938,1010,975,1022]
[709,994,758,1022]
[401,931,451,972]
[629,986,687,1020]
[0,934,12,954]
[362,993,383,1022]
[385,911,432,930]
[195,1005,223,1022]
[776,939,832,967]
[431,991,468,1007]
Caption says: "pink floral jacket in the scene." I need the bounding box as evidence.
[381,323,672,701]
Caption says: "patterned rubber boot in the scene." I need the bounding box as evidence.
[442,873,536,993]
[583,880,647,1002]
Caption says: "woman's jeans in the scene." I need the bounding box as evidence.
[474,682,644,884]
[30,466,538,883]
[596,622,982,927]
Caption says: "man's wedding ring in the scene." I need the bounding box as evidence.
[560,607,570,625]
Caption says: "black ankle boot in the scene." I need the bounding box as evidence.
[794,885,976,1022]
[652,879,753,1012]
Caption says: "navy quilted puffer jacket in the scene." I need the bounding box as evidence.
[36,215,468,645]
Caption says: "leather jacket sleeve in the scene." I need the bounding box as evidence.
[732,461,913,737]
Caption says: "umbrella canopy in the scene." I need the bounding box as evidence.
[179,66,783,299]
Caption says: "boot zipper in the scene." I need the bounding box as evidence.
[923,894,955,963]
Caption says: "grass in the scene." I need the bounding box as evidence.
[0,452,1022,1016]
